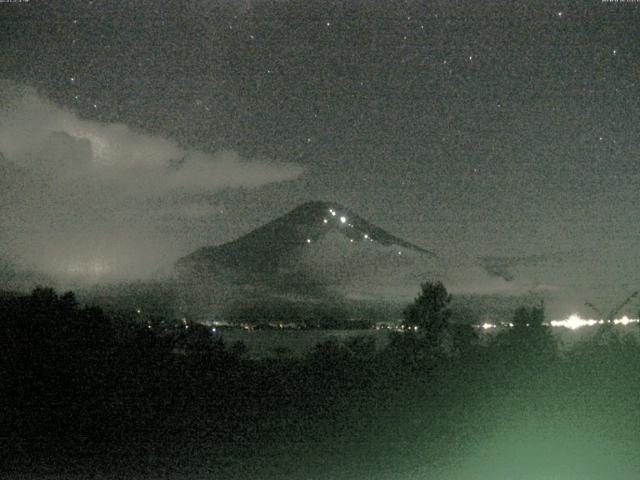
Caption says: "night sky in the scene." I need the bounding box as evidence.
[2,0,640,317]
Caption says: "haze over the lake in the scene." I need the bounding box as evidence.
[2,0,639,318]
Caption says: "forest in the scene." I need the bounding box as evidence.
[2,284,640,479]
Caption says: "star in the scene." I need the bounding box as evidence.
[557,11,563,17]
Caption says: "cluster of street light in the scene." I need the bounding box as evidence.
[478,315,640,331]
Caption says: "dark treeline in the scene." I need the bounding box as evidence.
[2,284,640,479]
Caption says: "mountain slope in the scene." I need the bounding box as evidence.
[173,201,438,319]
[177,200,435,273]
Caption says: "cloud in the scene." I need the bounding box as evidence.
[0,83,303,191]
[0,83,303,283]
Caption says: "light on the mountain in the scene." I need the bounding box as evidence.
[306,238,311,243]
[340,216,346,223]
[323,218,328,224]
[363,234,368,239]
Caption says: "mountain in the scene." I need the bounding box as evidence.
[177,200,435,272]
[173,201,439,322]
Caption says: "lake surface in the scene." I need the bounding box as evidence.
[214,328,388,358]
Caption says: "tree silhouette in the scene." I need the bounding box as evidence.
[400,281,453,356]
[494,304,556,363]
[403,282,451,333]
[512,305,544,330]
